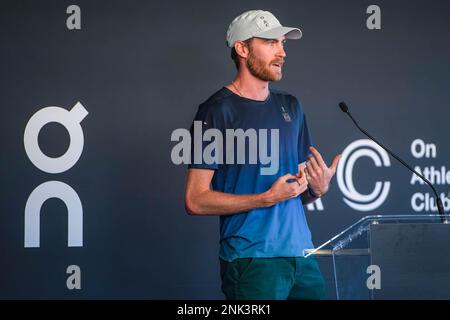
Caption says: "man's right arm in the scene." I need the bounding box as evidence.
[184,168,308,216]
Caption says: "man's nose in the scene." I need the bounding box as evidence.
[277,45,286,58]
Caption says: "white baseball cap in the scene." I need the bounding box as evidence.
[226,10,302,48]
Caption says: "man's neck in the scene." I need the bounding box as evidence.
[227,69,270,101]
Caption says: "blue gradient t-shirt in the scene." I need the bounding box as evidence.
[189,87,314,261]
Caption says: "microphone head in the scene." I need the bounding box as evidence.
[338,102,349,113]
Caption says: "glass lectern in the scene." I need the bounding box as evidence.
[304,215,450,299]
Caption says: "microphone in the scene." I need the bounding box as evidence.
[338,101,447,219]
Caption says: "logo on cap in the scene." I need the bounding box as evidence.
[260,16,270,27]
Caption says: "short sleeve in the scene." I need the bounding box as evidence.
[296,100,313,164]
[188,103,224,170]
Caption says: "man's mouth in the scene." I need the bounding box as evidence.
[272,62,284,69]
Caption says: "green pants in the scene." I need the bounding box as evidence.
[220,256,326,300]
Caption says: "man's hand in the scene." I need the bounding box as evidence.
[304,146,341,197]
[264,173,308,206]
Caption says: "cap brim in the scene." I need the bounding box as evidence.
[256,26,302,40]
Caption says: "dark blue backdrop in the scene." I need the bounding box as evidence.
[1,0,449,298]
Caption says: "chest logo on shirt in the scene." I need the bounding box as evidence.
[280,105,292,122]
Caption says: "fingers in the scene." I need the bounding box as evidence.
[307,153,320,172]
[296,175,308,190]
[309,146,326,168]
[299,172,309,190]
[278,172,310,199]
[285,180,301,198]
[330,154,342,174]
[298,161,306,172]
[304,166,312,181]
[297,162,306,178]
[287,173,307,196]
[295,166,308,195]
[290,179,307,198]
[282,173,297,181]
[283,173,302,193]
[296,168,304,179]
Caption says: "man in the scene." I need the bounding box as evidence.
[185,10,341,300]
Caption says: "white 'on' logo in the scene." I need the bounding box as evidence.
[23,102,88,248]
[337,139,391,211]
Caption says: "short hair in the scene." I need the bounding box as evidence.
[230,38,254,70]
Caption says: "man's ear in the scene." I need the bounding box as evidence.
[234,41,250,59]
